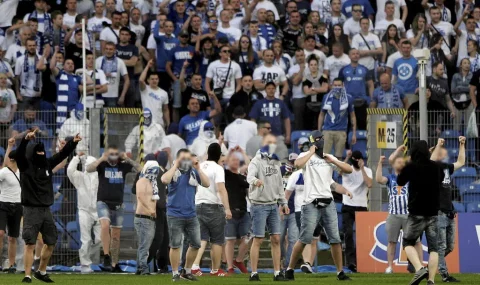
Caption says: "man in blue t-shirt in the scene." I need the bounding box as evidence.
[249,82,291,143]
[338,49,373,130]
[153,20,179,94]
[178,94,222,145]
[318,78,356,159]
[392,41,418,96]
[161,149,210,281]
[167,0,191,35]
[370,73,408,109]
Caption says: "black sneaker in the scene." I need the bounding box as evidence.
[300,262,313,274]
[33,259,41,272]
[33,271,54,283]
[158,268,169,274]
[181,272,198,281]
[249,273,261,281]
[428,281,435,285]
[337,271,352,281]
[112,264,122,273]
[442,274,460,283]
[285,269,295,281]
[135,270,141,275]
[103,255,113,272]
[172,274,181,282]
[273,272,289,281]
[22,277,32,283]
[8,266,16,274]
[409,267,429,285]
[347,264,357,273]
[141,272,151,275]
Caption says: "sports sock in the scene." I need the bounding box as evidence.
[185,268,191,274]
[251,272,257,277]
[274,271,280,276]
[172,270,179,276]
[40,271,46,275]
[192,264,199,270]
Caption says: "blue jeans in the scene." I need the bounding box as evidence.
[97,201,124,228]
[437,213,455,275]
[299,202,341,244]
[225,213,251,240]
[134,217,156,273]
[250,204,281,238]
[280,213,299,267]
[167,215,201,249]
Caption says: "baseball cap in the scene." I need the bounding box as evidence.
[352,150,363,160]
[309,130,323,143]
[288,153,298,162]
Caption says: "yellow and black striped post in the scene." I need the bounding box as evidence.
[103,108,145,166]
[366,108,408,154]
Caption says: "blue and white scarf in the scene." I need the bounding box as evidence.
[259,145,279,160]
[29,10,53,34]
[101,56,118,74]
[0,60,9,74]
[22,54,41,93]
[50,28,67,54]
[322,87,348,123]
[377,85,401,108]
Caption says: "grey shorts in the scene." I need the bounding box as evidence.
[386,214,408,243]
[403,215,438,253]
[23,207,57,246]
[196,204,226,245]
[167,215,201,249]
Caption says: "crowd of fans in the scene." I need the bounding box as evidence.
[0,0,477,283]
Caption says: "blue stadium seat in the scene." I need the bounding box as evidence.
[466,203,480,213]
[0,147,5,157]
[461,184,480,203]
[123,212,135,230]
[66,221,81,250]
[447,148,459,164]
[124,201,135,213]
[467,139,476,161]
[382,167,390,177]
[290,130,311,154]
[442,130,460,149]
[453,202,465,213]
[349,130,367,154]
[452,167,477,189]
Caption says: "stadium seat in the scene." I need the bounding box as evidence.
[66,221,81,250]
[447,148,459,164]
[452,167,477,189]
[349,130,367,154]
[466,139,476,161]
[441,130,460,149]
[461,184,480,203]
[124,202,135,213]
[466,203,480,213]
[290,130,311,154]
[453,202,466,213]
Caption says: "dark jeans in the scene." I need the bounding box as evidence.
[147,208,170,271]
[292,98,306,131]
[341,204,368,266]
[354,102,368,130]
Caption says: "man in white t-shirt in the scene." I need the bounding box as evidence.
[205,46,242,101]
[374,1,406,39]
[284,131,353,281]
[454,12,478,66]
[253,49,289,98]
[63,0,78,29]
[351,18,382,73]
[88,1,112,52]
[249,21,267,55]
[5,26,31,69]
[95,42,129,107]
[324,42,351,84]
[341,150,372,273]
[375,0,407,26]
[139,60,169,128]
[423,0,451,23]
[343,4,374,41]
[224,106,257,150]
[100,11,122,51]
[218,10,241,46]
[192,143,232,276]
[429,6,455,52]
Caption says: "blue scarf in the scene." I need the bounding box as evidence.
[0,60,9,74]
[377,85,401,108]
[323,87,348,123]
[22,54,41,92]
[29,10,53,34]
[101,56,118,74]
[259,145,279,160]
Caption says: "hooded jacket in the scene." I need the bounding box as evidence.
[125,123,166,155]
[58,109,90,153]
[67,155,99,213]
[189,121,227,161]
[397,140,443,216]
[17,137,78,207]
[247,150,287,205]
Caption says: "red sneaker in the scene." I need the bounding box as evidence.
[192,268,203,276]
[228,268,235,274]
[233,260,248,273]
[210,269,228,277]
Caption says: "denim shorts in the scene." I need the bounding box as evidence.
[299,202,341,244]
[167,215,201,249]
[403,215,438,253]
[196,204,226,245]
[225,213,251,240]
[97,201,124,228]
[250,204,281,238]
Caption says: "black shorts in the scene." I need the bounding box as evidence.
[403,215,438,253]
[0,202,23,238]
[23,207,58,246]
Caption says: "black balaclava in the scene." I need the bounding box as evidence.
[207,143,222,163]
[410,140,430,163]
[32,142,47,167]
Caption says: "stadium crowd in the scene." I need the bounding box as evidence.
[0,0,477,283]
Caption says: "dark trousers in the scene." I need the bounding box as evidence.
[354,103,368,131]
[341,204,368,266]
[147,208,170,271]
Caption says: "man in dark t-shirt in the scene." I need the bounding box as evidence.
[430,137,465,283]
[179,73,210,118]
[224,151,249,274]
[86,145,141,272]
[116,27,139,107]
[65,29,92,70]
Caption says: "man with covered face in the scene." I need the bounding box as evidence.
[17,129,81,283]
[135,160,161,275]
[285,130,353,281]
[161,149,210,282]
[86,145,142,272]
[125,108,166,159]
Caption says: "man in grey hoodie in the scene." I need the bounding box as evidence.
[247,134,289,282]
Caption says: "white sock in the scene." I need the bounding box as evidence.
[251,272,257,277]
[274,271,280,276]
[185,268,191,274]
[25,275,31,279]
[172,270,179,276]
[192,264,199,270]
[211,269,218,274]
[34,256,40,260]
[287,267,292,271]
[337,271,342,275]
[40,271,46,275]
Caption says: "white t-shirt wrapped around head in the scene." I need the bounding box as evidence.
[195,160,226,205]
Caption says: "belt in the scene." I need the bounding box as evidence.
[196,203,224,208]
[135,214,156,221]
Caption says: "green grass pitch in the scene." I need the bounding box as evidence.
[2,273,479,284]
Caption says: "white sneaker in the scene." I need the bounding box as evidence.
[385,267,393,274]
[81,265,94,274]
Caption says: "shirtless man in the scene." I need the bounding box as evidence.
[134,160,161,275]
